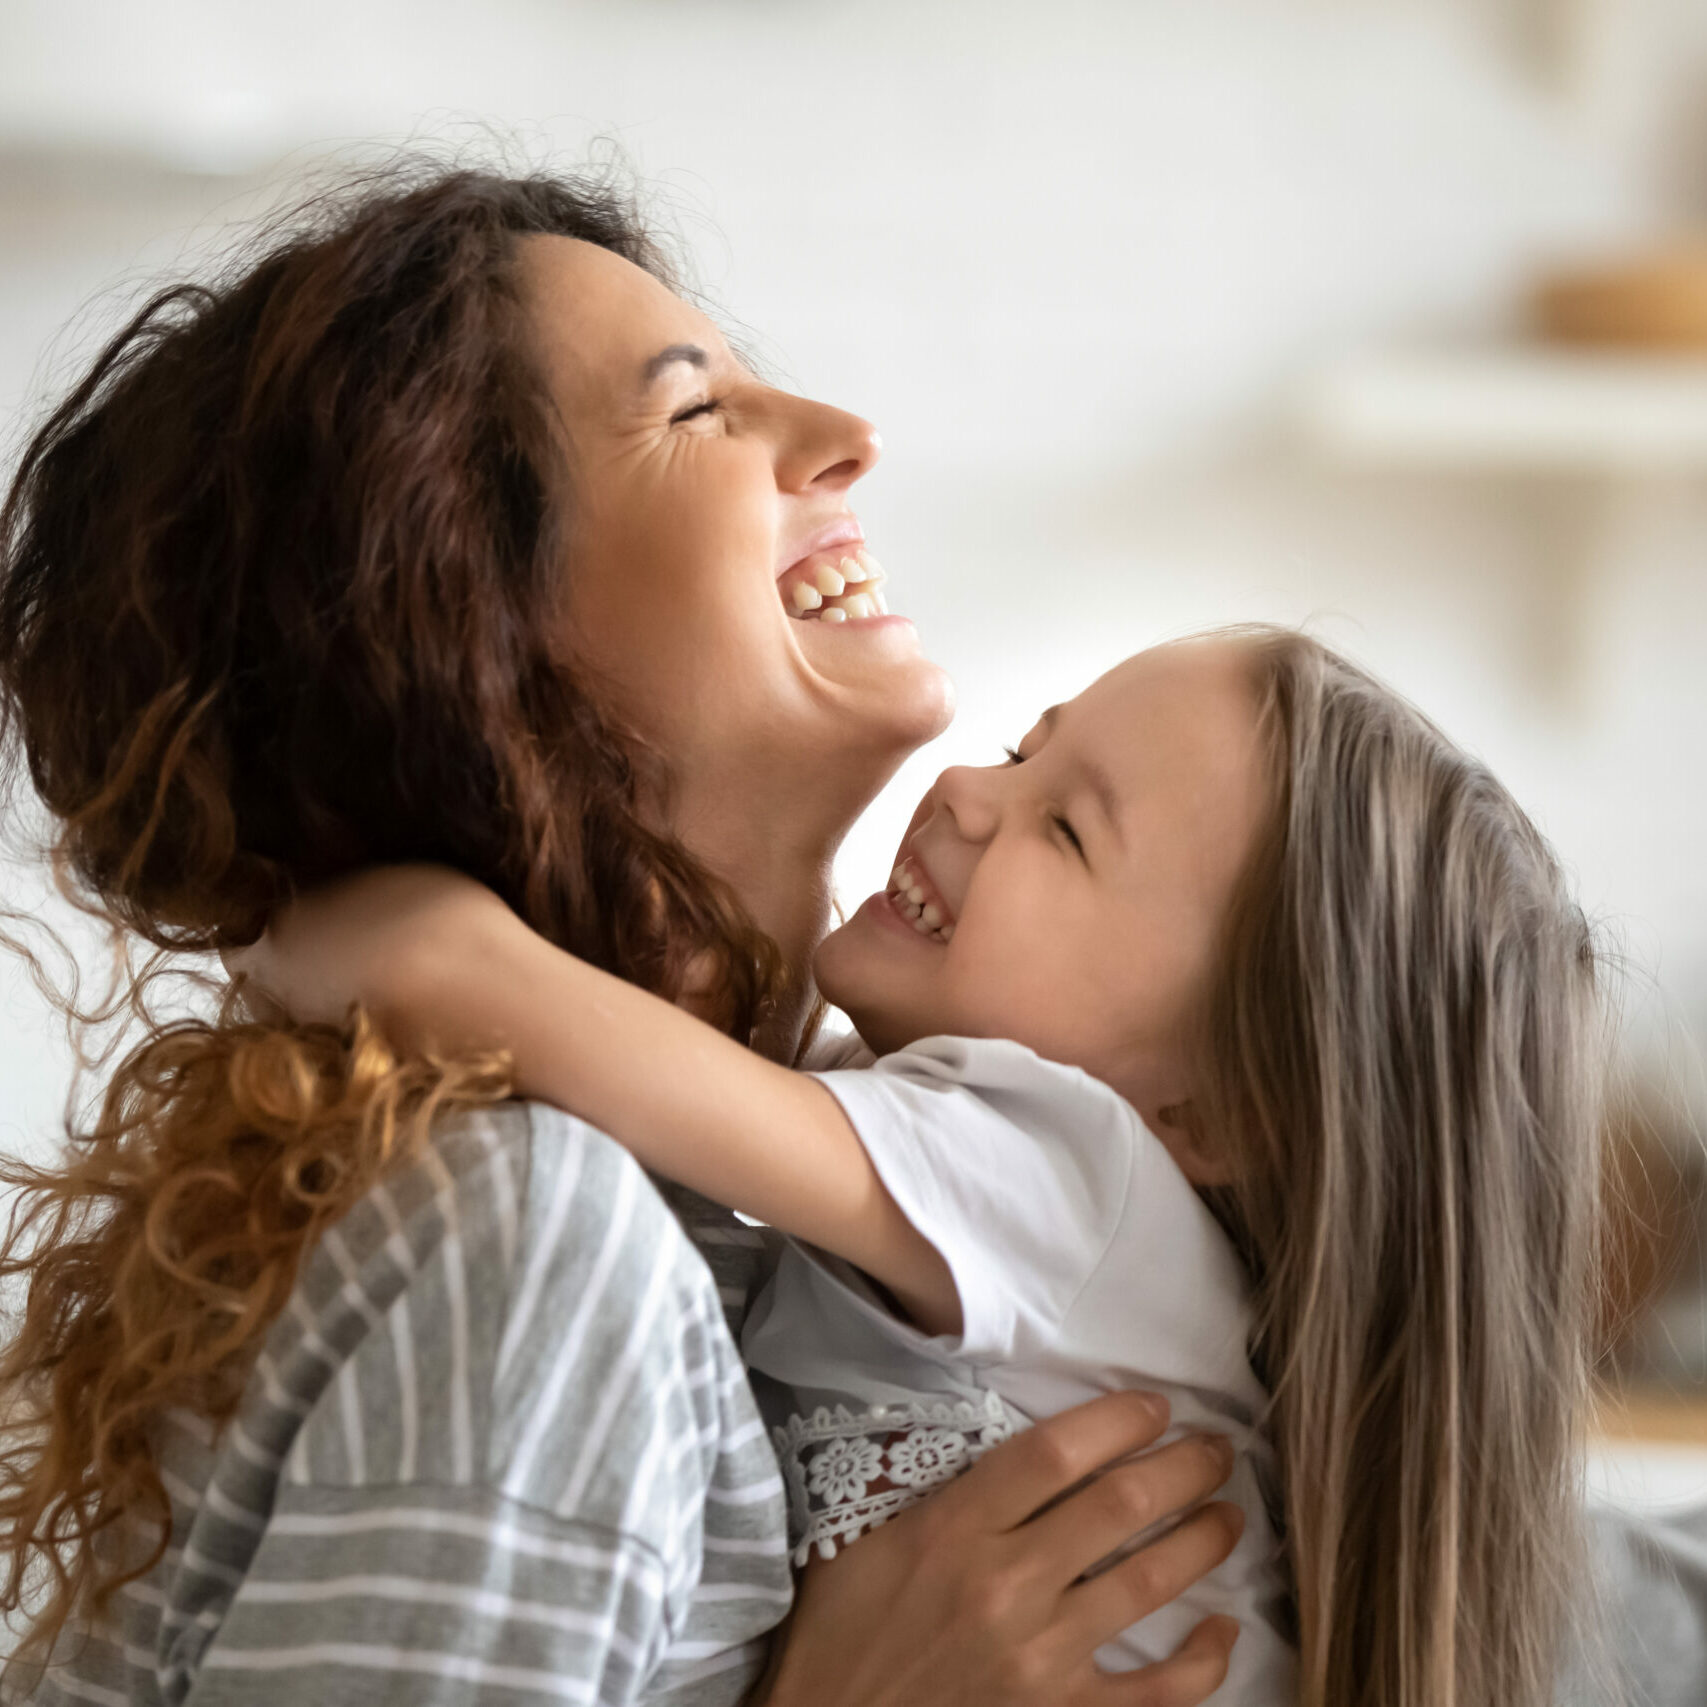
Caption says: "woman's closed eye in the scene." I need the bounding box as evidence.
[669,396,721,425]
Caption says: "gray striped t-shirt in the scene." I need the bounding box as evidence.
[33,1101,793,1706]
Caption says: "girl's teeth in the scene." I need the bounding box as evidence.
[857,549,885,583]
[813,564,846,597]
[820,606,848,624]
[885,859,952,943]
[871,587,889,614]
[841,593,876,619]
[839,555,869,584]
[792,581,823,612]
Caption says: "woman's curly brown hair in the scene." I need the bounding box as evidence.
[0,161,787,1674]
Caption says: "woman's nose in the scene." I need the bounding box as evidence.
[774,394,882,493]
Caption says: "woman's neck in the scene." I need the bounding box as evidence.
[747,864,833,1064]
[672,790,842,1064]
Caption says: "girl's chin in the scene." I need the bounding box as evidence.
[811,895,929,1022]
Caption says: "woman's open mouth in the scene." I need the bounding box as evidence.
[777,548,890,623]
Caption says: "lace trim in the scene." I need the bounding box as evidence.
[771,1393,1017,1566]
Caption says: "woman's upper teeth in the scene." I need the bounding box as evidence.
[781,549,889,621]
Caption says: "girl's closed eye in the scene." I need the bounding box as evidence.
[1000,744,1082,855]
[670,397,720,424]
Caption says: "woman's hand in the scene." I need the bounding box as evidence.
[759,1392,1243,1707]
[222,864,517,1046]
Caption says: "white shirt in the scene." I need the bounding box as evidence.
[743,1034,1296,1702]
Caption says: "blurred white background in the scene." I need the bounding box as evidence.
[3,1,1707,1405]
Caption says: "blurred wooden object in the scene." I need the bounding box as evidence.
[1600,1092,1700,1355]
[1595,1388,1707,1445]
[1596,1082,1707,1430]
[1303,348,1707,471]
[1533,245,1707,350]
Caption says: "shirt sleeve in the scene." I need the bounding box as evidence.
[181,1480,677,1707]
[163,1105,787,1707]
[811,1036,1138,1363]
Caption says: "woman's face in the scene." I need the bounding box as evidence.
[518,236,954,855]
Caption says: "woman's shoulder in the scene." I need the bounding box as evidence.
[263,1098,760,1515]
[133,1101,787,1707]
[364,1095,706,1299]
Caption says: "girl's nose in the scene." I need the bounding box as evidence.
[933,763,1002,846]
[773,394,881,494]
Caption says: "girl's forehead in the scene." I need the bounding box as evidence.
[1072,640,1259,748]
[1060,641,1268,834]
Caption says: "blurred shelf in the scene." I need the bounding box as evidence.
[1595,1387,1707,1445]
[1301,347,1707,474]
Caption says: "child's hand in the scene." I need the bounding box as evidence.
[223,864,517,1045]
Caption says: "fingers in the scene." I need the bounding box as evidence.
[1089,1615,1240,1707]
[1056,1502,1244,1662]
[930,1393,1172,1534]
[1021,1433,1234,1584]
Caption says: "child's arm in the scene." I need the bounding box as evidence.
[234,866,961,1334]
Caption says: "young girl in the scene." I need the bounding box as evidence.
[243,626,1605,1707]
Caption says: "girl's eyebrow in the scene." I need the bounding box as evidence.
[640,343,709,385]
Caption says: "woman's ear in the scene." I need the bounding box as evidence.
[1153,1101,1238,1187]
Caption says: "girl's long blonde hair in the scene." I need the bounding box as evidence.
[1203,628,1604,1707]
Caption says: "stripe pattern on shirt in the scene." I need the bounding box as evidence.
[35,1102,790,1707]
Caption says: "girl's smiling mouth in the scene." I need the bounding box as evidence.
[885,853,954,942]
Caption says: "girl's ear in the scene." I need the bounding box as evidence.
[1153,1101,1238,1186]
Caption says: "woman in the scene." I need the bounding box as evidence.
[0,164,1243,1704]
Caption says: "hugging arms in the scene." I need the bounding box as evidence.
[0,164,1242,1706]
[1,154,1635,1707]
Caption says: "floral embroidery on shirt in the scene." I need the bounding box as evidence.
[771,1392,1018,1565]
[806,1436,886,1506]
[885,1427,971,1488]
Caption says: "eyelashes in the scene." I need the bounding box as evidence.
[670,398,720,424]
[1001,745,1084,859]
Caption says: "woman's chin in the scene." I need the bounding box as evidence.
[795,616,956,750]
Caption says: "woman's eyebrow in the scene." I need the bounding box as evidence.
[641,343,709,384]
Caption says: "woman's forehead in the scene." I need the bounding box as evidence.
[514,234,720,404]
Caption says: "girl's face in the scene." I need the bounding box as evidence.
[518,236,954,842]
[814,639,1271,1153]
